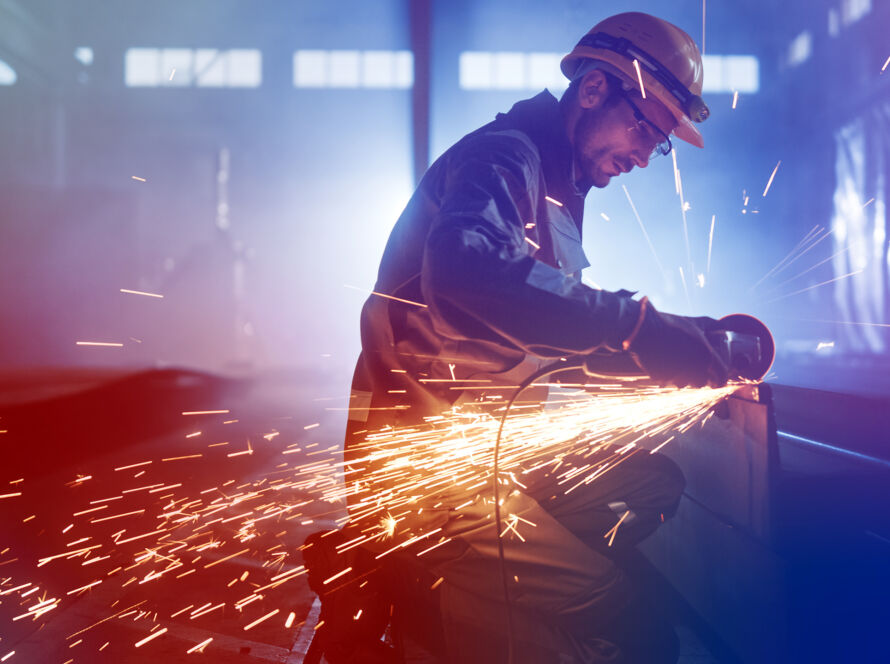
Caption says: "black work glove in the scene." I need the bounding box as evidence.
[626,303,730,388]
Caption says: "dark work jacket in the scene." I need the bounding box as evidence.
[346,91,643,439]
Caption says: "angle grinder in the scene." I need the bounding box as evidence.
[706,313,774,382]
[580,313,775,383]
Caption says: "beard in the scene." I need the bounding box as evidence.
[572,98,622,190]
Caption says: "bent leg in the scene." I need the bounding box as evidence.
[528,450,685,555]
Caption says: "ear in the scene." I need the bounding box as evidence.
[576,69,612,110]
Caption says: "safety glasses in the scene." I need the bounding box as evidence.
[620,93,673,160]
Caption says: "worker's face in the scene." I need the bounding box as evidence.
[571,71,677,190]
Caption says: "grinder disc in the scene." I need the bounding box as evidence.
[717,313,775,381]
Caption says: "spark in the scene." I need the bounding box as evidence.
[115,460,152,471]
[448,363,456,380]
[343,284,428,308]
[600,212,610,221]
[244,609,279,630]
[2,364,745,649]
[90,510,145,523]
[163,454,203,461]
[0,493,22,499]
[765,269,863,302]
[1,652,14,662]
[380,514,398,539]
[762,160,781,197]
[882,55,890,73]
[582,275,602,290]
[190,603,224,618]
[131,176,146,182]
[732,91,739,109]
[322,567,353,585]
[604,510,631,547]
[66,580,102,595]
[816,341,835,350]
[771,246,850,290]
[697,273,705,288]
[430,577,445,590]
[671,149,681,194]
[169,68,176,81]
[707,214,716,275]
[76,341,123,347]
[120,288,164,298]
[751,225,828,290]
[203,548,250,569]
[525,222,535,229]
[622,185,665,274]
[187,638,213,654]
[524,237,540,251]
[134,627,167,647]
[303,423,320,430]
[182,410,230,415]
[672,153,693,273]
[285,611,296,628]
[632,59,646,98]
[701,0,706,55]
[544,195,563,207]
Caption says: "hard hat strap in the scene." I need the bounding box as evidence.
[575,32,710,123]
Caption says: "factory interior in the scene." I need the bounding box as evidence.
[1,1,888,662]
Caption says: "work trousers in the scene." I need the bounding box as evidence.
[423,450,685,664]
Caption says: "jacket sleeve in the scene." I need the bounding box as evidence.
[421,133,643,358]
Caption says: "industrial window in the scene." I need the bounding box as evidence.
[293,50,413,88]
[700,55,759,93]
[459,51,759,95]
[787,32,813,68]
[124,48,262,87]
[0,59,16,85]
[459,52,567,91]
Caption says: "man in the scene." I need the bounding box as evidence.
[341,12,728,663]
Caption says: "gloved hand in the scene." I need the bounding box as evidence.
[626,302,730,388]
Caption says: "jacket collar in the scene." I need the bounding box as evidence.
[492,90,587,230]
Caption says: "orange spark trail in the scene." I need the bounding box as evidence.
[1,372,746,658]
[343,284,428,308]
[134,627,167,647]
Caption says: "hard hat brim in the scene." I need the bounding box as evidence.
[674,114,704,148]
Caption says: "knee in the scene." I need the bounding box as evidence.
[645,453,686,517]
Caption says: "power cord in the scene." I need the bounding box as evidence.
[492,359,585,664]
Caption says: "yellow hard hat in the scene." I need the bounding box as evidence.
[561,12,709,148]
